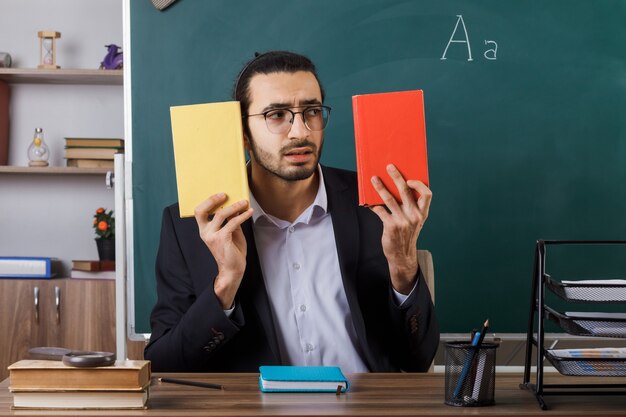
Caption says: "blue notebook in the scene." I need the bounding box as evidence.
[259,366,350,393]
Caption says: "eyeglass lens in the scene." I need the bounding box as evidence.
[264,107,330,134]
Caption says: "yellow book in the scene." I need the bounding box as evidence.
[170,101,249,218]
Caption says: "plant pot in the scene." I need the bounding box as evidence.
[96,238,115,261]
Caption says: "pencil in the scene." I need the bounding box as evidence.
[470,319,490,400]
[452,330,481,399]
[475,319,489,347]
[453,319,489,400]
[158,377,223,390]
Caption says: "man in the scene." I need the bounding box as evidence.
[145,51,438,372]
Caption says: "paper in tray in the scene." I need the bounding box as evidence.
[549,347,626,359]
[546,349,626,377]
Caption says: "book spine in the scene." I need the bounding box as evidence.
[65,144,123,149]
[417,90,429,187]
[352,96,367,206]
[65,139,124,148]
[67,159,115,168]
[70,270,116,280]
[234,106,251,206]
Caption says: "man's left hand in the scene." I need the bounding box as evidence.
[369,164,432,295]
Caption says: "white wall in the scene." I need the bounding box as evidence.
[0,0,123,276]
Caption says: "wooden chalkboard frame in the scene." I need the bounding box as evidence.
[128,0,626,337]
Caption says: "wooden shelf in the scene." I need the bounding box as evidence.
[0,166,111,175]
[0,68,122,85]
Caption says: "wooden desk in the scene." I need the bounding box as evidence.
[1,372,625,416]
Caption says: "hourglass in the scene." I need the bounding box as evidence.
[38,31,61,69]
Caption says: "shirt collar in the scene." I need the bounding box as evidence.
[250,165,328,227]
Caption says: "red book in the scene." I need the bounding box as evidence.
[352,90,429,206]
[71,260,115,272]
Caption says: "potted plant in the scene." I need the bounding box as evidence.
[93,207,115,261]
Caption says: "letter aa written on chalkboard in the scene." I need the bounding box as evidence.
[441,15,498,61]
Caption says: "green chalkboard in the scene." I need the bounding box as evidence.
[130,0,626,335]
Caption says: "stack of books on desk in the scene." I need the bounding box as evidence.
[8,359,151,409]
[64,137,124,169]
[71,259,115,279]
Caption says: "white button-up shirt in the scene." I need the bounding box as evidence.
[234,166,412,373]
[249,168,369,373]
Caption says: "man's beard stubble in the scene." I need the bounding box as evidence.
[247,137,324,182]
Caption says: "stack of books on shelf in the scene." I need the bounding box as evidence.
[71,259,115,279]
[64,137,124,169]
[8,359,151,410]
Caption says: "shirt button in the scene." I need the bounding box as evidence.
[293,262,300,270]
[300,304,307,312]
[288,226,295,233]
[305,343,314,352]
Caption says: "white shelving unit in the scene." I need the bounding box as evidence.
[0,0,123,276]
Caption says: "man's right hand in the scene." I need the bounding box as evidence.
[194,193,254,310]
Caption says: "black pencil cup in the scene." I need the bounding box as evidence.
[444,341,498,407]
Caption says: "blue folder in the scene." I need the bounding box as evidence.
[0,256,57,278]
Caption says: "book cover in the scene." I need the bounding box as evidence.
[170,101,249,218]
[0,257,58,278]
[66,159,115,169]
[64,138,124,148]
[352,90,429,206]
[72,260,115,272]
[8,360,151,391]
[12,388,148,410]
[258,366,350,393]
[64,147,122,160]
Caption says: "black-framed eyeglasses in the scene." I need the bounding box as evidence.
[245,105,331,134]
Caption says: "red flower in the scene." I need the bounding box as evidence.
[97,220,109,231]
